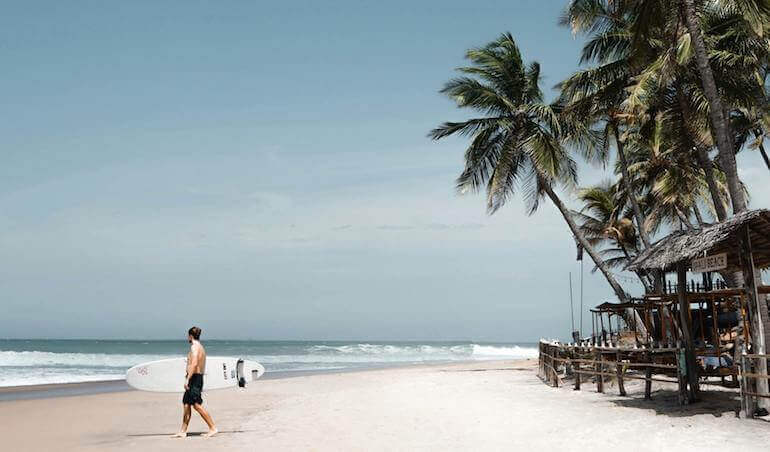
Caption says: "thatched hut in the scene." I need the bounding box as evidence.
[627,209,770,274]
[627,208,770,415]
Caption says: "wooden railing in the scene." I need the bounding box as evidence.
[539,341,683,402]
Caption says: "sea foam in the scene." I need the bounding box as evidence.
[0,341,538,387]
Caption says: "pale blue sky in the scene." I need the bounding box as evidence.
[1,1,767,340]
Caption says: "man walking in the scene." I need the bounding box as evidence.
[173,326,217,438]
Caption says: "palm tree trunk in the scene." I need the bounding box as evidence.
[682,2,770,405]
[612,122,651,249]
[542,182,628,302]
[695,147,728,221]
[542,183,650,337]
[681,0,747,214]
[676,207,695,230]
[675,85,728,221]
[692,204,705,227]
[754,132,770,172]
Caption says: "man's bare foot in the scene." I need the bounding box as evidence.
[202,428,218,438]
[172,431,187,438]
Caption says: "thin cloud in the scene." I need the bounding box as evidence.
[377,225,416,231]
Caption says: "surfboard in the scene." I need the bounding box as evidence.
[126,357,265,392]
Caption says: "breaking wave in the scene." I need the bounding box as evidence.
[0,342,537,387]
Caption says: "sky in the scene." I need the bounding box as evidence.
[1,1,768,341]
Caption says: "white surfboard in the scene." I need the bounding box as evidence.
[126,357,265,392]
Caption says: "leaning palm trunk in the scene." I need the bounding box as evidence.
[681,0,747,214]
[755,135,770,173]
[542,182,627,301]
[612,122,651,249]
[541,180,649,338]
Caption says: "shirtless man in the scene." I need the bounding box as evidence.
[173,326,218,438]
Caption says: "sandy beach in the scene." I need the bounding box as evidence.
[1,359,768,452]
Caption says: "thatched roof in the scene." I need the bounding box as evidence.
[626,209,770,273]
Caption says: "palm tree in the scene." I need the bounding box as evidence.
[623,113,725,230]
[679,0,770,213]
[562,0,768,220]
[557,10,655,251]
[733,104,770,173]
[572,181,653,292]
[429,33,630,302]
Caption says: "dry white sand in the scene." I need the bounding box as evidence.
[2,360,768,451]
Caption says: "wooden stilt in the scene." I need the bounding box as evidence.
[740,225,768,409]
[739,353,753,418]
[552,348,559,388]
[595,349,604,393]
[645,365,652,400]
[677,262,700,402]
[574,359,581,390]
[616,351,626,396]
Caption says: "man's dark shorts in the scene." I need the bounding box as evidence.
[183,373,204,405]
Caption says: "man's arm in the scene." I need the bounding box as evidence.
[185,347,199,389]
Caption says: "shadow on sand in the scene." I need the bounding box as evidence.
[127,430,254,438]
[607,388,742,418]
[441,367,532,373]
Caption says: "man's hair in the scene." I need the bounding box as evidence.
[188,326,202,340]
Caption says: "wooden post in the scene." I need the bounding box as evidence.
[600,313,606,345]
[739,353,752,418]
[595,349,604,393]
[538,343,543,378]
[547,347,553,385]
[632,307,640,347]
[616,351,626,396]
[740,225,768,408]
[711,295,720,362]
[677,262,700,402]
[574,359,581,390]
[645,308,651,345]
[645,365,652,400]
[677,348,687,405]
[552,348,559,388]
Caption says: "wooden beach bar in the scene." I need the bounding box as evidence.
[538,209,770,417]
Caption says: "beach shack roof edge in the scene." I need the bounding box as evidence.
[626,209,770,273]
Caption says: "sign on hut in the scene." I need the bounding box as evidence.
[691,252,727,273]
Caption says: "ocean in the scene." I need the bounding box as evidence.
[0,339,538,387]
